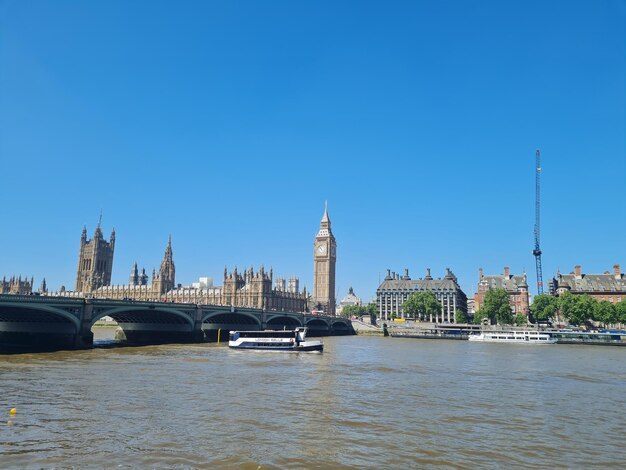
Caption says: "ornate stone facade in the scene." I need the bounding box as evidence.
[129,262,149,286]
[75,224,115,292]
[218,265,308,311]
[1,275,34,294]
[91,237,176,300]
[70,226,309,312]
[313,203,337,315]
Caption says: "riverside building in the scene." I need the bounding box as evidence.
[376,268,468,322]
[551,264,625,304]
[474,267,530,316]
[56,206,338,314]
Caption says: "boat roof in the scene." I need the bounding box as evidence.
[229,328,305,334]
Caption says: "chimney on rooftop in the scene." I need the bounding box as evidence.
[504,267,510,279]
[479,267,483,280]
[575,265,582,279]
[615,264,621,279]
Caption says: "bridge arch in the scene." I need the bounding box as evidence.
[0,303,81,331]
[305,318,331,328]
[91,306,195,329]
[202,311,261,327]
[331,319,352,333]
[266,315,303,328]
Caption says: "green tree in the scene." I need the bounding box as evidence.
[367,303,377,325]
[341,304,377,319]
[514,313,528,326]
[557,291,577,324]
[562,294,595,326]
[615,301,626,325]
[473,309,490,325]
[402,291,440,322]
[342,305,355,318]
[594,301,617,327]
[454,308,468,324]
[479,288,513,325]
[530,294,558,323]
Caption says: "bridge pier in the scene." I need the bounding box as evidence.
[75,302,94,349]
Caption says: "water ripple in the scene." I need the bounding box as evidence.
[1,336,625,468]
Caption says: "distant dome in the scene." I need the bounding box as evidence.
[340,287,361,307]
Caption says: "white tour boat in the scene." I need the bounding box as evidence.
[228,327,324,352]
[468,330,556,344]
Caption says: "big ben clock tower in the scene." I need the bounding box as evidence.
[313,202,336,315]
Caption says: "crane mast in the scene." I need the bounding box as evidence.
[533,149,544,294]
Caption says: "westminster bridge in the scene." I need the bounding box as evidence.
[0,294,354,353]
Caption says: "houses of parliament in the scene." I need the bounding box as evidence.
[59,206,337,314]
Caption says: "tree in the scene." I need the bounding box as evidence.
[616,301,626,326]
[594,301,617,327]
[560,293,595,326]
[514,313,527,326]
[367,303,377,325]
[339,305,350,318]
[479,288,513,325]
[557,291,577,324]
[530,294,558,323]
[572,294,596,326]
[402,291,440,322]
[454,308,468,324]
[341,304,377,320]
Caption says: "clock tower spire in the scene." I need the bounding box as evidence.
[313,201,336,315]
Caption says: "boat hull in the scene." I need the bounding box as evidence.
[229,341,323,352]
[468,338,556,344]
[468,335,556,344]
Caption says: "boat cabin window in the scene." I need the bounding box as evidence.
[236,330,295,338]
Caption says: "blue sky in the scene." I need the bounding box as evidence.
[1,0,624,301]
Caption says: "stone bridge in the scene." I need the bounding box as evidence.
[0,294,354,352]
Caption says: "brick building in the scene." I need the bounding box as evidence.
[551,264,625,304]
[474,267,530,316]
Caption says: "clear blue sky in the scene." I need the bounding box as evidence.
[1,0,624,301]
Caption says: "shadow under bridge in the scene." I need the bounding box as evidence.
[201,309,262,341]
[91,303,200,345]
[0,301,82,353]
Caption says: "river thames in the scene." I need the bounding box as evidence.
[1,333,625,468]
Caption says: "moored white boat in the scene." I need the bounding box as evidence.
[228,327,324,352]
[468,330,556,344]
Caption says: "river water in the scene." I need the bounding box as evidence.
[1,332,625,469]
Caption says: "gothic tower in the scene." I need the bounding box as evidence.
[75,223,115,292]
[152,236,176,295]
[130,261,139,286]
[313,202,336,315]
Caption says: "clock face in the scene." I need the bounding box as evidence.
[331,245,336,256]
[317,243,327,255]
